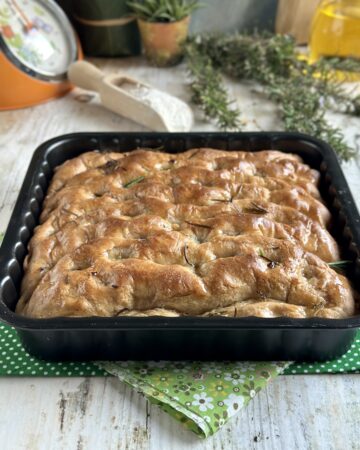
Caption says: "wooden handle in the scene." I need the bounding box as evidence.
[67,61,104,92]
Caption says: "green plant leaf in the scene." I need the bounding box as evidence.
[127,0,202,22]
[123,176,145,188]
[328,260,352,272]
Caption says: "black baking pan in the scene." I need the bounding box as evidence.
[0,132,359,362]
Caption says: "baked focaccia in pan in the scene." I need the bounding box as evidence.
[16,148,355,319]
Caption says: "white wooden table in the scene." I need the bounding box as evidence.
[0,57,359,450]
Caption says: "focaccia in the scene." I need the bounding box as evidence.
[16,148,355,319]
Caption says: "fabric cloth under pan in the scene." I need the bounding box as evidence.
[0,320,358,437]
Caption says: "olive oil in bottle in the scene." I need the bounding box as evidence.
[310,0,360,79]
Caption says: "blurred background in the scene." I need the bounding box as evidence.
[58,0,279,34]
[56,0,320,56]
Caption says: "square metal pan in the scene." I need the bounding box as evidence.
[0,132,359,361]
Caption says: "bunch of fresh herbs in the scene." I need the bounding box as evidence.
[185,33,360,161]
[185,43,241,130]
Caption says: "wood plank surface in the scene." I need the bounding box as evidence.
[0,375,359,450]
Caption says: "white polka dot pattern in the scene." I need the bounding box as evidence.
[284,336,360,375]
[0,323,106,376]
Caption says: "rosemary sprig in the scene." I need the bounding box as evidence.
[328,260,352,272]
[243,202,269,214]
[185,33,359,161]
[257,248,280,268]
[328,260,352,267]
[183,244,193,266]
[210,198,230,203]
[320,56,360,75]
[184,221,212,229]
[185,42,241,130]
[123,176,145,188]
[61,207,81,218]
[188,149,201,159]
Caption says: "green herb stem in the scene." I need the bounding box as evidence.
[185,33,359,161]
[123,176,145,188]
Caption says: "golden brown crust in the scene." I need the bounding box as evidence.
[16,148,355,319]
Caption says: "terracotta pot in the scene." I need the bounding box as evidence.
[137,16,190,67]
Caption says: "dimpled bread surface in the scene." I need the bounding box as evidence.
[16,148,355,319]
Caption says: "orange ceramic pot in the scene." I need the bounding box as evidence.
[137,16,190,67]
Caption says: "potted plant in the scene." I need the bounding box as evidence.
[128,0,201,67]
